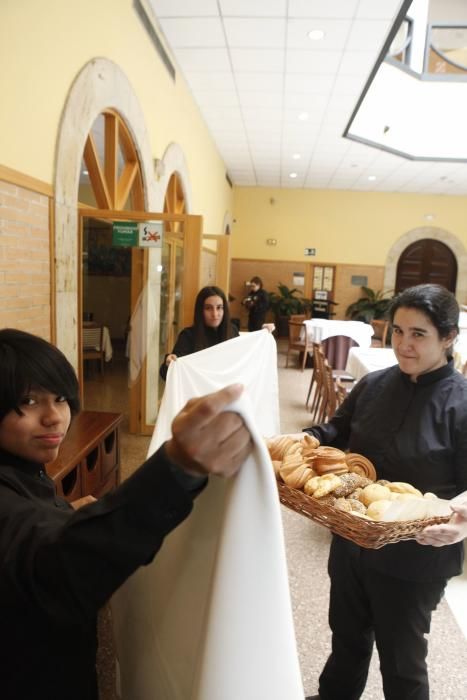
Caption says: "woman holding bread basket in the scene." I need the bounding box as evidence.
[303,284,467,700]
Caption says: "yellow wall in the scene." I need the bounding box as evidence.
[0,0,231,233]
[232,187,467,264]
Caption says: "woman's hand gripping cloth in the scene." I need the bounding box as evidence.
[111,330,304,700]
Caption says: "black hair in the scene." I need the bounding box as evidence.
[192,286,234,351]
[250,276,263,288]
[389,284,459,339]
[0,328,80,422]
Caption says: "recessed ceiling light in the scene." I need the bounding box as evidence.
[368,175,377,181]
[424,214,434,221]
[82,169,89,175]
[289,172,298,178]
[298,112,309,121]
[292,153,301,160]
[308,29,325,41]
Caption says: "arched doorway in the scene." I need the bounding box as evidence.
[395,239,457,292]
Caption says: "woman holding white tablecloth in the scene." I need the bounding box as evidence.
[160,286,239,381]
[303,284,467,700]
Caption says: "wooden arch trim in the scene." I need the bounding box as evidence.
[83,109,144,211]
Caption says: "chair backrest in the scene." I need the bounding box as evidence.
[371,319,389,346]
[288,319,305,344]
[290,314,306,323]
[82,325,103,351]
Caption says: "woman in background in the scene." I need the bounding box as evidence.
[160,285,239,380]
[243,276,270,332]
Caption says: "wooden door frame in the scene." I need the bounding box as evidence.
[78,208,202,434]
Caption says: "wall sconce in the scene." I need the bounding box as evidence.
[153,158,165,180]
[266,238,277,246]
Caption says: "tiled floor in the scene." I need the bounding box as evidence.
[86,338,467,699]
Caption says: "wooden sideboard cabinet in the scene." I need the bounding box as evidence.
[46,410,123,503]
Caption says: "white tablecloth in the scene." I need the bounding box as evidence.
[345,346,398,382]
[82,325,113,361]
[112,330,304,700]
[303,318,373,347]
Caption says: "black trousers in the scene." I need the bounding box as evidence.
[318,537,447,700]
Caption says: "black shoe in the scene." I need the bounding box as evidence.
[305,696,320,700]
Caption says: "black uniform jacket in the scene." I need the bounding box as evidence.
[159,323,240,380]
[0,444,205,700]
[305,361,467,581]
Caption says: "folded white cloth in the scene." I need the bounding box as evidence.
[112,330,304,699]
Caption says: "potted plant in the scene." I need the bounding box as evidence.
[269,283,312,336]
[345,287,393,323]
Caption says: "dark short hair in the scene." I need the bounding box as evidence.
[250,276,263,287]
[389,284,459,339]
[0,328,80,422]
[193,286,234,351]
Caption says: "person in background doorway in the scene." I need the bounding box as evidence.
[242,276,270,332]
[159,285,239,381]
[0,327,252,700]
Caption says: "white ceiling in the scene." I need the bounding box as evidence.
[148,0,467,195]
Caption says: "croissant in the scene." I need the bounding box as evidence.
[282,464,313,489]
[267,436,295,461]
[302,433,320,449]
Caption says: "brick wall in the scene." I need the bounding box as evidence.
[0,179,51,338]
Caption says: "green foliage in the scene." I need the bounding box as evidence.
[269,283,312,318]
[345,286,394,322]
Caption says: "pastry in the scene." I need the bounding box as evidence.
[267,436,295,461]
[313,473,342,498]
[302,433,320,450]
[359,483,391,507]
[345,453,377,481]
[312,446,348,475]
[304,475,321,495]
[366,499,393,521]
[387,481,423,498]
[332,473,367,498]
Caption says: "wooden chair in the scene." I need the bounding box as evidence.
[286,319,311,371]
[82,324,105,375]
[290,314,306,323]
[306,342,323,409]
[370,319,389,347]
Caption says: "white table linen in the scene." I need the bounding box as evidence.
[303,318,373,347]
[345,346,398,382]
[111,330,304,700]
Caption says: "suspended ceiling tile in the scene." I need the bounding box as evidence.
[220,0,287,17]
[288,0,359,19]
[237,90,283,108]
[346,20,392,51]
[286,50,343,74]
[184,71,236,90]
[195,90,240,107]
[356,0,404,20]
[174,48,231,71]
[284,73,336,95]
[158,17,225,47]
[230,48,285,72]
[234,72,284,91]
[287,18,352,51]
[150,0,219,17]
[224,18,286,48]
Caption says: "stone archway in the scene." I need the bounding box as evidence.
[155,142,193,213]
[54,57,159,367]
[383,226,467,302]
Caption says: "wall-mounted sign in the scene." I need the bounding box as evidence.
[112,221,138,247]
[112,221,164,248]
[351,275,368,286]
[304,247,316,256]
[138,221,163,247]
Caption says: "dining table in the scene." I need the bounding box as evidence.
[302,318,374,369]
[345,346,398,382]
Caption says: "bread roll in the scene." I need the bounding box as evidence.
[359,483,391,506]
[313,473,342,498]
[366,499,392,521]
[304,475,321,495]
[387,481,422,497]
[332,473,366,498]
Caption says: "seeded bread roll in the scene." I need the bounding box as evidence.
[332,473,367,498]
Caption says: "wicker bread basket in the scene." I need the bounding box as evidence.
[277,481,451,549]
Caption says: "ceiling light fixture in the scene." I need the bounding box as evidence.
[82,169,89,175]
[298,112,309,121]
[292,153,301,160]
[289,172,298,178]
[368,175,377,181]
[308,29,325,41]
